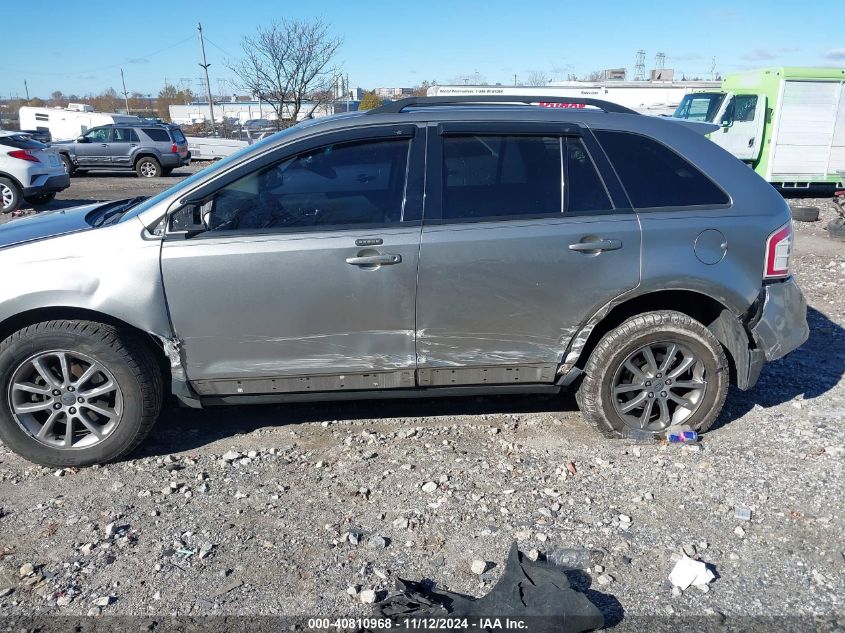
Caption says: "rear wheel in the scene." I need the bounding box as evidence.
[0,320,163,467]
[0,177,22,214]
[576,311,729,437]
[23,192,57,206]
[135,157,161,178]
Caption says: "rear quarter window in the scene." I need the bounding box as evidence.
[595,130,729,208]
[142,128,171,142]
[170,128,186,143]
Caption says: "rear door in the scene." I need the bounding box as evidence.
[109,128,139,166]
[415,123,641,385]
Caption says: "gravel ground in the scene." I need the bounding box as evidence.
[0,175,843,631]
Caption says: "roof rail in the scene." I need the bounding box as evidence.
[367,95,639,115]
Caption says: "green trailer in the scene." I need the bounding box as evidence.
[673,67,845,189]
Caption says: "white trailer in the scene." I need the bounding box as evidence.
[427,81,720,115]
[19,104,140,142]
[185,136,249,160]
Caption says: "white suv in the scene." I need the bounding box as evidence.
[0,131,70,214]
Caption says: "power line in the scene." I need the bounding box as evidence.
[0,36,194,77]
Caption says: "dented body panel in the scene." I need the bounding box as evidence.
[0,214,171,339]
[415,215,641,371]
[160,225,421,384]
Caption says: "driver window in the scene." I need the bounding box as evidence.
[733,95,758,122]
[85,128,111,143]
[206,137,411,232]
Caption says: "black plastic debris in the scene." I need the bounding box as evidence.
[372,542,605,632]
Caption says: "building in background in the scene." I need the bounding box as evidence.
[168,98,360,125]
[375,87,413,99]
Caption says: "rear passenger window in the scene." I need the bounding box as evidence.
[113,128,139,142]
[565,138,612,213]
[142,128,171,142]
[442,135,561,219]
[596,131,729,208]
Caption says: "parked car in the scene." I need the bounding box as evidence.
[52,123,190,178]
[0,96,808,466]
[19,129,52,144]
[0,130,69,213]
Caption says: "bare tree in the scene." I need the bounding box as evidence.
[450,72,487,86]
[229,18,342,127]
[526,70,550,86]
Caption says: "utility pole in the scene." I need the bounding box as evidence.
[197,22,216,135]
[120,69,131,114]
[513,74,518,86]
[24,80,30,103]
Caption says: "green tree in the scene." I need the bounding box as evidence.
[358,92,383,111]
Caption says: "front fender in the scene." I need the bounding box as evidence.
[0,217,171,337]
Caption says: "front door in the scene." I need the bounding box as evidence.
[75,127,113,166]
[415,125,641,385]
[160,126,424,397]
[712,93,766,161]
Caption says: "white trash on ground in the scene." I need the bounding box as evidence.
[668,555,716,590]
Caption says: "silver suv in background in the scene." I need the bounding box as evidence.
[52,123,190,178]
[0,96,808,466]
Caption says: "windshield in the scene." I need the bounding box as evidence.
[673,93,726,122]
[118,127,301,224]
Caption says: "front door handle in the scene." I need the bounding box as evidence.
[569,239,622,252]
[345,254,402,266]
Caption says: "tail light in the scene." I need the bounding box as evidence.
[170,143,179,154]
[8,149,40,163]
[764,221,792,279]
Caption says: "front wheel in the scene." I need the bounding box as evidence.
[0,320,163,466]
[576,310,729,438]
[60,154,76,177]
[135,157,161,178]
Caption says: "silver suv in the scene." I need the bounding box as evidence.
[0,96,809,466]
[52,123,190,178]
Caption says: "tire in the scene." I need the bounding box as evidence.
[790,205,819,222]
[23,192,57,206]
[576,310,729,438]
[135,156,161,178]
[0,320,163,467]
[827,218,845,240]
[0,177,22,214]
[60,154,76,177]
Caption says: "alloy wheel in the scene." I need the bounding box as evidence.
[611,341,706,432]
[0,183,13,211]
[139,162,157,177]
[8,350,123,449]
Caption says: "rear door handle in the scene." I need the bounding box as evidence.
[569,239,622,252]
[345,254,402,266]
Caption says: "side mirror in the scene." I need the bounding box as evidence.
[167,203,208,238]
[77,136,89,143]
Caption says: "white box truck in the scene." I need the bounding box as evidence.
[19,104,141,142]
[673,67,845,189]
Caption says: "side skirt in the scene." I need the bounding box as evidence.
[200,383,562,406]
